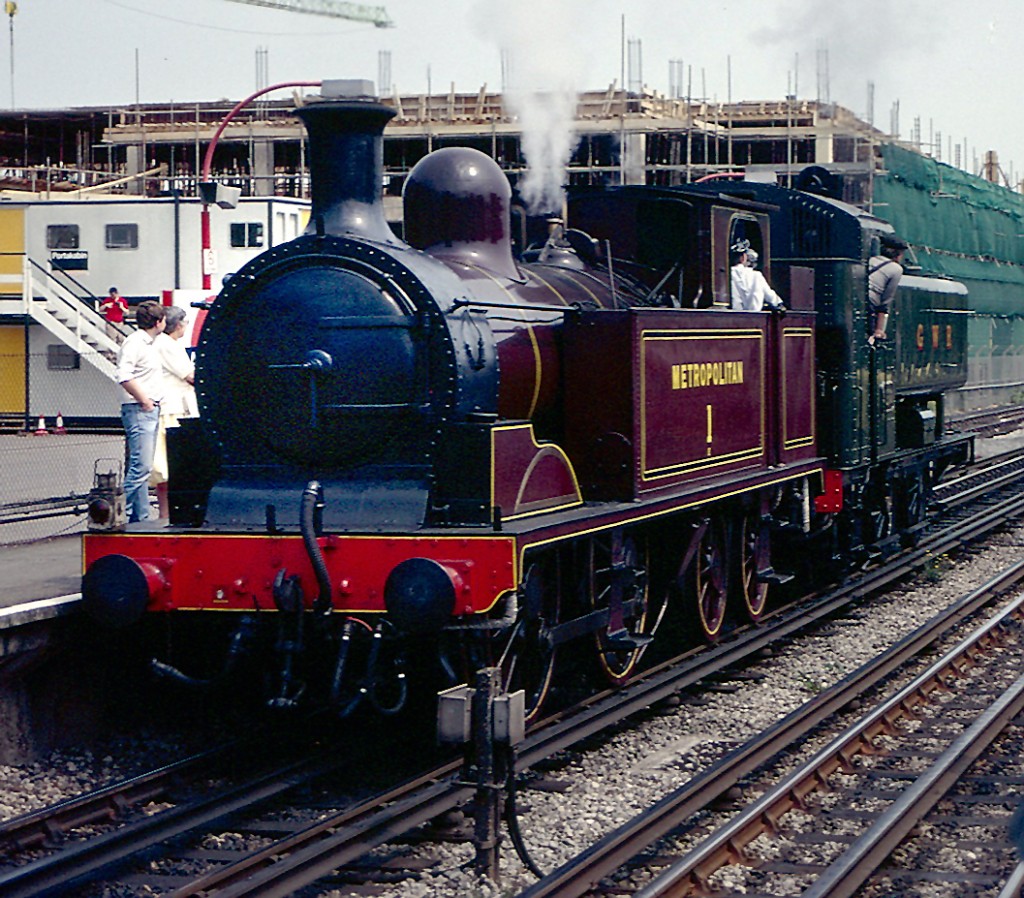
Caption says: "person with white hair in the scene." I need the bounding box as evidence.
[149,305,197,518]
[730,239,785,313]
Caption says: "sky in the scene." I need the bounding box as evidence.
[9,0,1024,180]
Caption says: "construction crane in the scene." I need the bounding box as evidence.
[221,0,392,28]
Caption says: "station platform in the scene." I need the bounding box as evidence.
[0,536,82,626]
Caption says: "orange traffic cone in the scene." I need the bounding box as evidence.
[33,415,48,435]
[54,412,67,434]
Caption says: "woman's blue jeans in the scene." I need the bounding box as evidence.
[121,402,160,522]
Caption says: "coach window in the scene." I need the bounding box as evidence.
[230,222,264,248]
[46,224,79,249]
[105,223,139,249]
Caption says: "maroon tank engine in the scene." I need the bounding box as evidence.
[81,87,840,722]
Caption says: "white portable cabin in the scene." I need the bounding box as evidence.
[22,194,310,300]
[0,195,310,425]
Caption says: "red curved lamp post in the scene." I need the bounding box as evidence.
[200,80,322,291]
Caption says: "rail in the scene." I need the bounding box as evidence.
[634,577,1024,898]
[0,494,90,525]
[122,490,1024,895]
[1,163,166,199]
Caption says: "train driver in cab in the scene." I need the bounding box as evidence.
[868,233,909,345]
[730,239,786,314]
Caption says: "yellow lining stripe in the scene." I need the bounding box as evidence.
[517,467,822,569]
[782,327,815,449]
[462,262,545,419]
[490,423,583,521]
[530,267,600,306]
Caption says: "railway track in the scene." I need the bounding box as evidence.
[522,559,1024,897]
[949,403,1024,438]
[933,445,1024,511]
[0,735,349,898]
[4,454,1024,896]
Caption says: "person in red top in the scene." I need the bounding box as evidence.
[100,286,129,341]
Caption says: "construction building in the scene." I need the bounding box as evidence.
[0,86,897,213]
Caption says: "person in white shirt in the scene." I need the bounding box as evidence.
[730,239,786,314]
[150,305,197,518]
[115,300,166,522]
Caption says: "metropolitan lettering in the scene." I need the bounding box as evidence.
[671,361,744,390]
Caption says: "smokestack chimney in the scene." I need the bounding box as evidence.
[295,93,397,243]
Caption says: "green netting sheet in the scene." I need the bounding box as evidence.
[875,144,1024,315]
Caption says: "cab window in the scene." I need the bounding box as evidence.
[46,224,79,249]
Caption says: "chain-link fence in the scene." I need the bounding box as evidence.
[2,343,126,545]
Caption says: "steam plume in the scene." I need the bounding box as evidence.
[471,0,591,214]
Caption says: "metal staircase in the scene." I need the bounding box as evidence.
[0,257,122,379]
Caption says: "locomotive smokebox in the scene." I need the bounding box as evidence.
[295,91,397,243]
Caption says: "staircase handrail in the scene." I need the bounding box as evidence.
[26,255,97,310]
[46,265,102,311]
[23,256,129,342]
[25,256,131,342]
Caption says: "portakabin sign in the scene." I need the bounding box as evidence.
[50,250,88,271]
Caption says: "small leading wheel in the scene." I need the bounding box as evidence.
[500,556,560,723]
[737,511,769,623]
[691,519,728,642]
[586,531,664,685]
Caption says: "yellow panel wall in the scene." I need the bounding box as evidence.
[0,325,25,414]
[0,206,25,293]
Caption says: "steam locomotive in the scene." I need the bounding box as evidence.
[81,85,972,719]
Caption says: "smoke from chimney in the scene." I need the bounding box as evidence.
[471,0,593,215]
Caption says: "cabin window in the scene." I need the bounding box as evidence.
[46,224,79,249]
[105,223,139,249]
[230,222,264,248]
[46,344,80,370]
